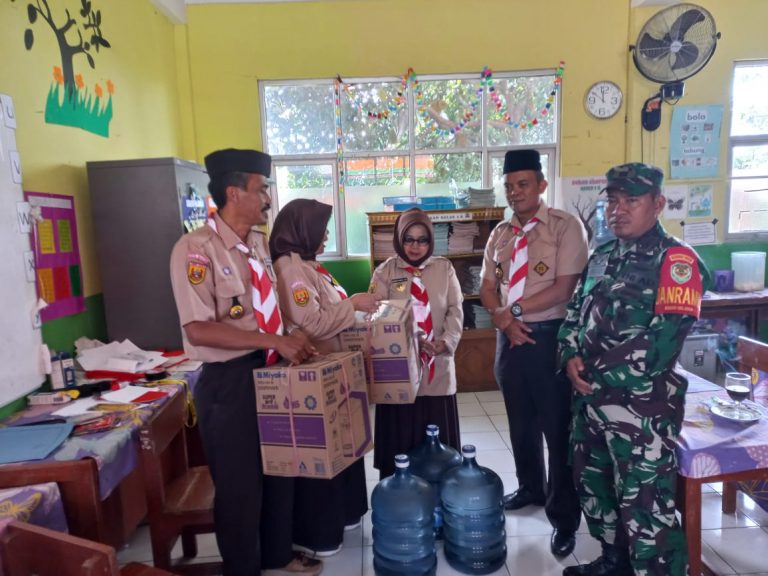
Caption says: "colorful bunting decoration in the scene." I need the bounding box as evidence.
[335,62,565,137]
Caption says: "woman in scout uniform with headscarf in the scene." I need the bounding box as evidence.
[369,207,464,478]
[270,198,378,557]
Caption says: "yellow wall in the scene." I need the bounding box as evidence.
[182,0,631,176]
[627,0,767,240]
[182,0,768,244]
[0,0,185,297]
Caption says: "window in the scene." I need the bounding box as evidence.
[729,62,768,235]
[261,70,561,257]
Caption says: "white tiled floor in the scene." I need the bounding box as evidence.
[118,391,768,575]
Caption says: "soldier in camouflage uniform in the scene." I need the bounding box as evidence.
[558,163,710,576]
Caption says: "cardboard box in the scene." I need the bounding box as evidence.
[339,299,421,404]
[254,351,372,479]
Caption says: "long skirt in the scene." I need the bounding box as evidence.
[292,458,368,550]
[373,394,461,479]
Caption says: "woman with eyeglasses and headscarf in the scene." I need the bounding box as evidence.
[269,198,379,558]
[369,207,464,479]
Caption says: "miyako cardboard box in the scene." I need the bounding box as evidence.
[254,351,372,479]
[339,299,421,404]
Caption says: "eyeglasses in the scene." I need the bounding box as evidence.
[403,236,430,246]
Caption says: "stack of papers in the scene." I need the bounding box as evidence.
[448,222,479,254]
[77,340,167,373]
[457,265,484,295]
[472,305,493,329]
[373,227,396,259]
[433,224,450,256]
[466,187,496,208]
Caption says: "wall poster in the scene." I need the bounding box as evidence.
[670,105,723,179]
[24,191,84,321]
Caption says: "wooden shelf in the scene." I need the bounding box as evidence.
[367,207,504,392]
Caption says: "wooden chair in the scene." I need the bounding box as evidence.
[138,391,219,575]
[0,520,176,576]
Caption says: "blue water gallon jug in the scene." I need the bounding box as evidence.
[408,424,462,539]
[441,445,507,574]
[372,454,437,576]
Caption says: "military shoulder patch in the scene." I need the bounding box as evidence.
[655,247,703,318]
[186,254,209,285]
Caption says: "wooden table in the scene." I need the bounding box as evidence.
[0,387,186,547]
[701,289,768,337]
[676,370,768,575]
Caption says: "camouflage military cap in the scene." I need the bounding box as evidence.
[604,162,664,196]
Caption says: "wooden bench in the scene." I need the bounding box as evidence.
[0,520,175,576]
[138,387,219,575]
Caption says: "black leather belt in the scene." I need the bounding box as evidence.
[524,319,564,331]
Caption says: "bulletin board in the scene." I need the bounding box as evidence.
[0,93,46,406]
[25,191,84,321]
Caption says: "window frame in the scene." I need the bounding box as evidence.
[260,69,562,258]
[727,60,768,240]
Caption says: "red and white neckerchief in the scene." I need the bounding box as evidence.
[207,218,283,365]
[315,263,348,300]
[404,266,435,384]
[507,217,540,305]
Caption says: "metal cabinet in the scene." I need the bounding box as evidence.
[86,157,209,350]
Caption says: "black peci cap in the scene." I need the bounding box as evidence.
[204,148,272,178]
[503,149,542,174]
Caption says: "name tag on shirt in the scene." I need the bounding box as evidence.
[587,254,609,279]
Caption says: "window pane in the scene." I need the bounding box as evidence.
[343,156,411,256]
[415,79,482,149]
[415,153,481,196]
[729,177,768,233]
[341,81,409,151]
[264,85,336,155]
[491,154,550,219]
[273,164,337,253]
[732,65,768,137]
[488,76,558,146]
[732,144,768,177]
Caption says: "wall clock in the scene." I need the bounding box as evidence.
[585,81,623,119]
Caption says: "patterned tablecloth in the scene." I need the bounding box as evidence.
[677,369,768,510]
[0,482,68,576]
[0,482,67,532]
[0,382,185,500]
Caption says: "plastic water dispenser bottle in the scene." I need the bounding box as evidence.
[372,454,437,576]
[408,424,462,540]
[441,445,507,574]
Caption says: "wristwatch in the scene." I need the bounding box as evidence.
[510,302,523,319]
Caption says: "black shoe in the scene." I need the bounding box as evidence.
[550,529,576,557]
[562,550,632,576]
[503,487,546,510]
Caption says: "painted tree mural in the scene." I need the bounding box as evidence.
[11,0,115,136]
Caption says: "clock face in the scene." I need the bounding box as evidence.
[585,81,623,119]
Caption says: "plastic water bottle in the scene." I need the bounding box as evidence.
[407,424,462,540]
[372,454,437,576]
[593,199,615,247]
[441,445,507,575]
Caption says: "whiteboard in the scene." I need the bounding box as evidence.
[0,93,45,407]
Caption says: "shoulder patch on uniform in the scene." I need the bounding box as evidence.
[291,281,310,307]
[533,261,549,276]
[655,246,703,318]
[187,259,207,285]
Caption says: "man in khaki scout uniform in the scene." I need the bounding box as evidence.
[169,149,320,576]
[479,149,587,558]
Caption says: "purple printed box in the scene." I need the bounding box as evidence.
[254,351,372,479]
[339,299,421,404]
